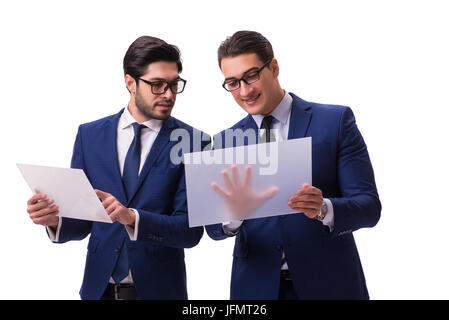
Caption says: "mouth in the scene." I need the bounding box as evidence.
[155,103,173,111]
[242,94,261,106]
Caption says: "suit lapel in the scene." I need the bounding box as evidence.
[240,114,260,144]
[127,117,176,203]
[287,93,312,139]
[103,109,128,204]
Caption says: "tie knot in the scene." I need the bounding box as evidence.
[132,122,145,137]
[261,115,275,129]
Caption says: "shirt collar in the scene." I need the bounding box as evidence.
[119,106,163,133]
[252,91,293,128]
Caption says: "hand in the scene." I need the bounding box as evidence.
[95,190,136,227]
[288,183,323,219]
[211,165,278,220]
[26,192,60,228]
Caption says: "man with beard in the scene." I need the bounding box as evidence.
[25,36,207,300]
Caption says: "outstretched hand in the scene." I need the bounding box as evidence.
[211,165,278,220]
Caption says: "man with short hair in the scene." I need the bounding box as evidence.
[206,30,381,300]
[26,36,207,300]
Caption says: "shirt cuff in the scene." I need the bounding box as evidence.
[46,216,62,242]
[125,209,139,241]
[321,198,334,232]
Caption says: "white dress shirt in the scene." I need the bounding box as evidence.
[222,91,335,269]
[48,106,162,283]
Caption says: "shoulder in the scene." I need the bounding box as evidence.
[290,93,356,126]
[215,115,253,138]
[168,116,196,132]
[168,116,211,151]
[168,116,209,137]
[78,110,122,133]
[291,93,351,116]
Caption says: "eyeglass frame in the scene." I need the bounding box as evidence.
[222,60,271,92]
[137,77,187,95]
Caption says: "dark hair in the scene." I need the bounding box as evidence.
[217,30,274,68]
[123,36,182,79]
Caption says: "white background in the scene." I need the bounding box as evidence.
[1,0,448,299]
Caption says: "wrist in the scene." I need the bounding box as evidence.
[127,208,136,227]
[315,201,328,221]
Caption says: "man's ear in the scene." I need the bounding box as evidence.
[125,74,136,94]
[270,58,280,77]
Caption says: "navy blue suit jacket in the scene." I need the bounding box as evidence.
[206,93,381,299]
[55,109,205,300]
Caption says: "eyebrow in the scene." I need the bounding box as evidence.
[224,67,259,81]
[147,76,181,82]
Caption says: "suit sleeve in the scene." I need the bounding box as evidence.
[136,170,203,248]
[54,125,93,243]
[135,134,209,248]
[329,107,381,237]
[205,223,230,240]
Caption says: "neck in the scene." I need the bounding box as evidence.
[261,88,285,116]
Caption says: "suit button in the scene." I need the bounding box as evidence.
[275,244,282,251]
[114,247,120,253]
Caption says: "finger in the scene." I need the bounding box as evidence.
[289,206,317,218]
[29,205,59,219]
[27,193,47,206]
[289,195,323,205]
[32,211,59,226]
[296,185,322,196]
[231,165,241,187]
[261,186,279,200]
[211,182,229,199]
[296,186,319,196]
[221,169,234,191]
[95,189,110,201]
[109,206,121,222]
[243,165,252,188]
[288,201,321,210]
[27,199,55,214]
[101,196,116,209]
[105,202,117,215]
[289,202,322,213]
[289,203,321,214]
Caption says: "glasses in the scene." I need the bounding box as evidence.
[138,77,187,95]
[222,60,271,92]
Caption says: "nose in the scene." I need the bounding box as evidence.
[239,80,253,97]
[162,86,175,100]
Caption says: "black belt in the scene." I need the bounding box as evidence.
[102,283,140,300]
[280,269,292,281]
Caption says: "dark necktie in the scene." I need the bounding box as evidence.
[112,238,129,283]
[122,122,144,200]
[260,115,276,143]
[112,122,144,283]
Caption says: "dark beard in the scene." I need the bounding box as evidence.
[135,90,173,120]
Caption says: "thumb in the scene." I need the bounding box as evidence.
[262,186,279,200]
